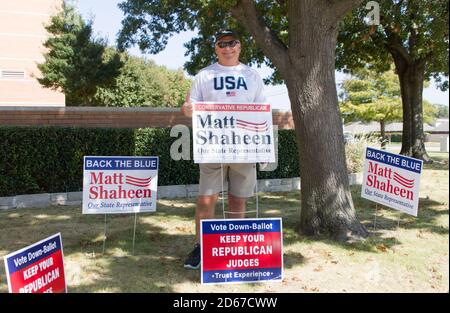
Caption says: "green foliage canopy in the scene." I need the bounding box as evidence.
[340,69,403,124]
[340,68,437,125]
[94,51,191,107]
[336,0,449,90]
[117,0,287,84]
[434,104,449,118]
[38,3,191,107]
[38,3,123,105]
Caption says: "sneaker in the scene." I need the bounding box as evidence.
[184,243,201,269]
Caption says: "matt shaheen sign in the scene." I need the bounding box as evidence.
[361,147,422,216]
[83,156,159,214]
[193,102,275,163]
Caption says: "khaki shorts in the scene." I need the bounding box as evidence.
[199,163,256,198]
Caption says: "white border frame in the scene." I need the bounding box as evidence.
[82,156,159,214]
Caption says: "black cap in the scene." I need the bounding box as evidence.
[215,29,238,43]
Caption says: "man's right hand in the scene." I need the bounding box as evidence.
[181,92,193,117]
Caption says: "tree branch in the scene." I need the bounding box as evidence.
[275,0,286,7]
[229,0,289,76]
[384,28,413,65]
[328,0,363,23]
[379,2,414,66]
[422,51,434,64]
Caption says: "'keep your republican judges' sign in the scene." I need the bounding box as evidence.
[3,233,66,293]
[83,156,159,214]
[201,218,283,285]
[362,147,422,216]
[192,103,276,163]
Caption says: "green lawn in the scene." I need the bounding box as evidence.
[0,153,448,293]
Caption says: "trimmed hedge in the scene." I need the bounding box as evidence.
[0,126,299,197]
[390,133,402,143]
[0,127,135,196]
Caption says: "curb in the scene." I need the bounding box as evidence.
[0,174,362,211]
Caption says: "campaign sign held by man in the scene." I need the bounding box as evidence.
[193,103,275,163]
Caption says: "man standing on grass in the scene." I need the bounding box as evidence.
[181,29,266,269]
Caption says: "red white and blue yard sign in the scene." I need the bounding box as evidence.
[83,156,159,214]
[192,103,275,163]
[3,233,66,293]
[201,218,283,284]
[362,147,423,216]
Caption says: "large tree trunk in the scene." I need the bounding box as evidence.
[393,58,432,162]
[285,2,368,241]
[231,0,367,241]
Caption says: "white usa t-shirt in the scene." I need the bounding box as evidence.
[190,62,266,103]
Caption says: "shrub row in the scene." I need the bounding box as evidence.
[0,126,300,197]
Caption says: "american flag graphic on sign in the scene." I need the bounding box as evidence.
[125,175,152,187]
[226,91,236,97]
[393,172,414,188]
[236,119,269,132]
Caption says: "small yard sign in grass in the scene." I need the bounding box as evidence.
[362,147,423,217]
[3,233,66,293]
[201,218,283,284]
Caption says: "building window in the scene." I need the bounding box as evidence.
[0,69,26,79]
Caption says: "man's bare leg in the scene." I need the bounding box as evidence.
[194,193,247,242]
[226,193,247,219]
[195,194,219,242]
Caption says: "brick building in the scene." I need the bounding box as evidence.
[0,0,65,106]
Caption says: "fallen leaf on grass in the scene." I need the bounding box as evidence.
[434,275,443,281]
[301,285,320,292]
[314,266,323,272]
[376,244,388,252]
[175,226,191,233]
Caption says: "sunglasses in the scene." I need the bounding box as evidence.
[216,40,240,48]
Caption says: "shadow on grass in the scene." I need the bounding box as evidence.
[0,171,447,292]
[0,204,202,292]
[313,185,450,253]
[252,188,448,255]
[426,153,449,171]
[0,200,305,293]
[245,191,401,255]
[351,185,448,235]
